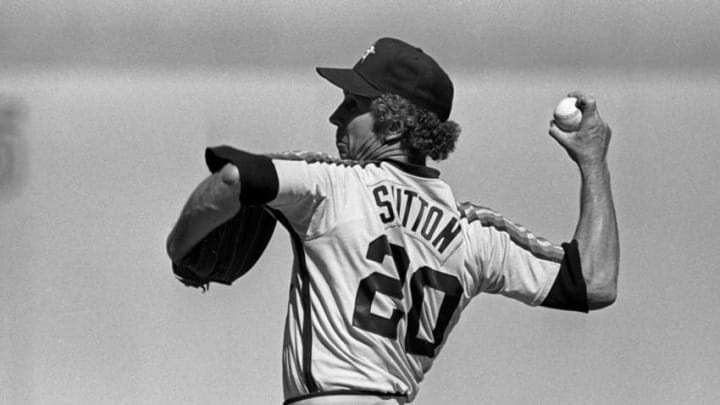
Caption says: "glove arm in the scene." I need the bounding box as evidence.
[167,165,241,263]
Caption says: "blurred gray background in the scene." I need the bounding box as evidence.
[2,1,719,404]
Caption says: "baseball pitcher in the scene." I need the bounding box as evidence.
[166,38,619,404]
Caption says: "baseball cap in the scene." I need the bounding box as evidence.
[316,37,454,122]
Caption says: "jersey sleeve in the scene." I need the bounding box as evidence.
[205,146,356,238]
[461,203,587,312]
[267,156,359,238]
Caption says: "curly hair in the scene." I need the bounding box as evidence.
[370,94,461,161]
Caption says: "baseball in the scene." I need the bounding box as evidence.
[553,97,582,132]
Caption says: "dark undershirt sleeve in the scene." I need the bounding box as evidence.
[205,146,279,205]
[541,240,589,313]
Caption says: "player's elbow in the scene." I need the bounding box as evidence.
[586,279,617,310]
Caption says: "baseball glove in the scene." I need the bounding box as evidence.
[172,203,277,290]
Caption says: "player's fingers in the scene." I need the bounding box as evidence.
[568,91,597,115]
[548,120,570,144]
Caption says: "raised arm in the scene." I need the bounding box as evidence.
[549,92,619,310]
[166,163,242,263]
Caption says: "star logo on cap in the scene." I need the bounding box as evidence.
[360,45,375,63]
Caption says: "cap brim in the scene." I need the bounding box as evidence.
[316,67,382,98]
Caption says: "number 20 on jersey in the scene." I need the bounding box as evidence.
[352,234,464,358]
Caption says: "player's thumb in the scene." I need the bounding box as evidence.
[567,91,597,115]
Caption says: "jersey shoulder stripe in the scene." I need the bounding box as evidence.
[458,201,564,263]
[265,150,380,168]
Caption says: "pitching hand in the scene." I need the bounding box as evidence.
[548,91,612,168]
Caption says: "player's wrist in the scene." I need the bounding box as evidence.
[577,159,609,176]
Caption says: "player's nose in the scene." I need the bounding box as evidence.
[329,105,344,127]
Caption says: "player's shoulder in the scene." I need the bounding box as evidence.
[266,151,389,185]
[456,201,500,224]
[454,201,505,244]
[266,150,379,168]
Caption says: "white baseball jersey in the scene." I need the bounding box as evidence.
[199,147,587,404]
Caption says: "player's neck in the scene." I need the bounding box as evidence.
[384,153,426,166]
[351,138,426,166]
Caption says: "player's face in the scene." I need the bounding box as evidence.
[329,92,377,159]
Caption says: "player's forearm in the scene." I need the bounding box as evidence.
[166,205,234,263]
[166,170,242,263]
[573,161,619,310]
